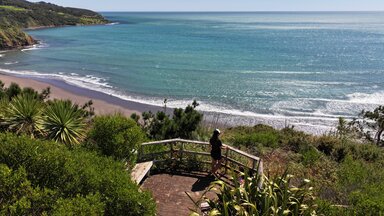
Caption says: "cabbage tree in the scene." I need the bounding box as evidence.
[43,100,86,146]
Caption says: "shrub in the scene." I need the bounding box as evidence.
[280,127,311,153]
[52,194,105,216]
[350,105,384,145]
[225,125,280,149]
[0,132,156,215]
[337,155,384,213]
[141,100,203,140]
[315,136,342,156]
[192,170,317,215]
[0,164,56,215]
[87,114,146,165]
[300,146,321,166]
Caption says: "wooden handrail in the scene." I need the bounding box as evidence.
[139,138,263,174]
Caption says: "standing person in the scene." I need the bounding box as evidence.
[210,129,224,176]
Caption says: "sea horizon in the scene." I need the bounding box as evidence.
[1,11,383,134]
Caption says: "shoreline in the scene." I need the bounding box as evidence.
[0,72,338,135]
[0,73,166,116]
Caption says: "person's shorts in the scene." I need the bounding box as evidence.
[211,151,222,160]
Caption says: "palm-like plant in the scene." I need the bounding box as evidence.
[43,100,86,146]
[2,94,44,137]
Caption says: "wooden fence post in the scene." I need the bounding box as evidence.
[170,141,174,159]
[180,142,185,162]
[224,147,230,174]
[252,159,256,171]
[138,144,143,162]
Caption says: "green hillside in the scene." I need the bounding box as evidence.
[0,0,108,49]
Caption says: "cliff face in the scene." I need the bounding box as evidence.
[0,0,108,50]
[0,27,36,50]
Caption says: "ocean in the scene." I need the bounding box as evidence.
[1,12,383,133]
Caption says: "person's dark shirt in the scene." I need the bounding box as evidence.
[210,137,222,153]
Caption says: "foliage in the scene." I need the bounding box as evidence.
[215,117,384,215]
[87,113,146,165]
[0,82,92,146]
[0,5,27,11]
[336,155,384,214]
[0,132,156,215]
[350,106,384,145]
[193,170,317,216]
[0,81,50,101]
[52,193,105,216]
[0,164,56,215]
[141,100,203,140]
[1,93,44,137]
[0,0,108,50]
[42,99,87,146]
[0,0,108,28]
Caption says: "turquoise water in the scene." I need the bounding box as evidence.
[1,12,384,133]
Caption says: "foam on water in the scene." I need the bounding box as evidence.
[0,68,112,90]
[240,70,326,75]
[0,67,358,134]
[2,12,384,135]
[347,92,384,105]
[4,62,18,65]
[21,43,48,52]
[106,22,120,25]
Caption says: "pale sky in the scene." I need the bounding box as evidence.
[29,0,384,12]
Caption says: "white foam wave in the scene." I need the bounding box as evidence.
[4,61,18,65]
[347,92,384,105]
[0,54,4,58]
[106,22,120,25]
[240,70,325,75]
[0,68,113,90]
[0,67,381,135]
[21,43,48,52]
[21,45,40,52]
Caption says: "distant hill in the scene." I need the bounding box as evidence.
[0,0,109,49]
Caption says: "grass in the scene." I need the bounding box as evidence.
[80,17,107,25]
[0,5,27,12]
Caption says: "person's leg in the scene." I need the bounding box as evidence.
[215,158,223,174]
[211,158,216,174]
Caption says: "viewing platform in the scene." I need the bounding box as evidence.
[131,138,263,215]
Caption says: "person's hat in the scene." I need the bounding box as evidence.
[214,128,221,134]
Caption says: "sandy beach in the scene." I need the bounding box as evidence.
[0,73,165,116]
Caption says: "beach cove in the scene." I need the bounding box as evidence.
[1,12,384,134]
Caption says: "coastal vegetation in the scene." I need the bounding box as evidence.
[191,170,317,216]
[0,81,155,215]
[0,79,384,215]
[0,0,108,49]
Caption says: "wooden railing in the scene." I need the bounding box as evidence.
[138,138,263,175]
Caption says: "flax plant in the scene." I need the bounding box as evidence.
[191,169,317,216]
[43,100,86,146]
[2,94,44,138]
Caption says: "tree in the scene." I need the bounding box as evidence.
[351,106,384,146]
[5,82,21,99]
[2,93,44,137]
[42,100,86,146]
[141,100,203,140]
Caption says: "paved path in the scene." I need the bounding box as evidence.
[142,173,217,216]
